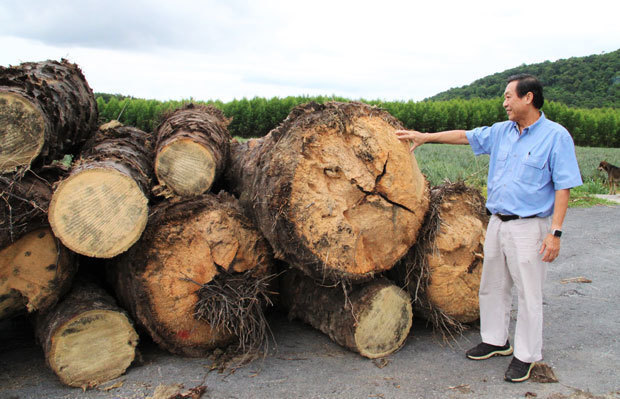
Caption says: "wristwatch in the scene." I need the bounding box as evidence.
[551,229,562,238]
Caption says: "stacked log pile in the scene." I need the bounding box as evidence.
[0,59,488,390]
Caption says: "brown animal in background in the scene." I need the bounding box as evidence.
[598,161,620,195]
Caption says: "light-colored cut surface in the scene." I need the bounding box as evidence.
[0,228,61,317]
[0,92,45,172]
[290,116,427,276]
[48,310,138,388]
[49,168,148,258]
[354,285,413,359]
[155,139,216,196]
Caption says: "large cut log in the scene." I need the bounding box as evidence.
[0,59,98,173]
[109,192,275,357]
[35,283,138,389]
[154,104,231,197]
[48,121,153,258]
[227,101,429,283]
[390,182,488,333]
[0,227,76,320]
[280,268,412,359]
[0,170,56,249]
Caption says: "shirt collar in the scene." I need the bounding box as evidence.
[511,111,546,136]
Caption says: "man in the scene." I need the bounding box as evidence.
[395,74,582,382]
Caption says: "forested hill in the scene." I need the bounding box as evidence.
[428,49,620,108]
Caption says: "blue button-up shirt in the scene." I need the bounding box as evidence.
[466,112,583,217]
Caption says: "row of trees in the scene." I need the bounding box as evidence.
[96,95,620,148]
[429,49,620,109]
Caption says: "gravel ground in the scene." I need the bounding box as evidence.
[1,205,619,399]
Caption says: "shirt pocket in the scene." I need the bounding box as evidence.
[491,149,509,184]
[517,155,548,186]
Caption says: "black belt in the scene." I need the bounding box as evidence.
[496,214,537,222]
[486,208,537,222]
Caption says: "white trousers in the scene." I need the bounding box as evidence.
[479,215,550,363]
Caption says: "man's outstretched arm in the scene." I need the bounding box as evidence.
[395,129,469,152]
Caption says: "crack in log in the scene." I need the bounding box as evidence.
[375,156,389,186]
[353,156,414,213]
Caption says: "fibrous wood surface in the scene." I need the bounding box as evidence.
[0,59,97,173]
[109,192,274,357]
[280,268,412,359]
[228,101,429,283]
[35,283,138,389]
[0,228,76,319]
[154,104,231,197]
[48,121,153,258]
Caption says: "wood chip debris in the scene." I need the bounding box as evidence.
[560,277,592,284]
[530,362,559,383]
[372,358,391,369]
[448,384,473,394]
[150,384,207,399]
[98,379,124,391]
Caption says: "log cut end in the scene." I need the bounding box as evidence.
[155,138,216,196]
[287,108,428,280]
[426,197,485,323]
[0,91,45,173]
[0,228,74,319]
[47,309,138,389]
[121,194,273,356]
[49,168,148,258]
[354,284,413,358]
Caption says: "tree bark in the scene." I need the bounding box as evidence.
[390,182,488,333]
[35,282,138,389]
[280,268,412,359]
[48,121,154,258]
[154,104,231,197]
[227,101,429,283]
[108,192,275,357]
[0,170,58,249]
[0,227,76,319]
[0,59,98,173]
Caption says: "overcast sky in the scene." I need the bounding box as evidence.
[1,0,618,102]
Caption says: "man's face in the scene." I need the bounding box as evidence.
[503,81,531,122]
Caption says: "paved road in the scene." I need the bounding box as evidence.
[1,205,619,399]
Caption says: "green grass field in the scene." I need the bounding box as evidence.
[413,144,620,207]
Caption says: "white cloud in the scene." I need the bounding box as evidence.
[1,0,618,102]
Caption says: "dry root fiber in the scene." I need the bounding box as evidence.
[0,170,57,249]
[227,101,429,283]
[391,181,488,336]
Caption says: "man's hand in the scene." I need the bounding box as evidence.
[395,129,427,152]
[540,234,560,262]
